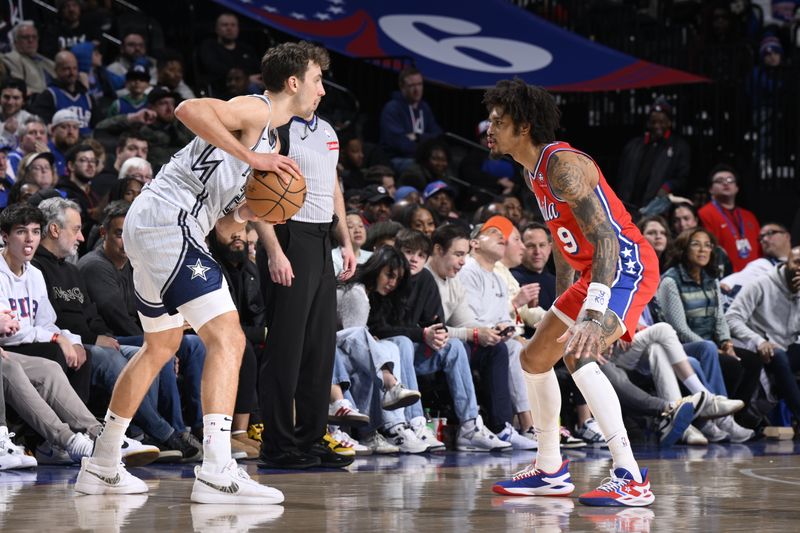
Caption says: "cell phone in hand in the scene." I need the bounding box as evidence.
[497,325,515,337]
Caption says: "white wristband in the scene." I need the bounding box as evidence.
[583,282,611,315]
[233,206,246,224]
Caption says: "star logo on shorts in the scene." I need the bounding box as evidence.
[187,259,210,281]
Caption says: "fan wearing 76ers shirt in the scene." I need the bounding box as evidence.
[485,79,658,507]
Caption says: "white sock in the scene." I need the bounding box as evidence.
[523,369,562,472]
[202,414,233,473]
[571,362,642,482]
[682,374,709,395]
[92,410,130,468]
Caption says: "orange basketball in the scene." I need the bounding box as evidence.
[245,169,307,223]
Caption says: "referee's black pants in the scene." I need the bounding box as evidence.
[257,221,336,453]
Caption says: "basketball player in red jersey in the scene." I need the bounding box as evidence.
[487,79,662,506]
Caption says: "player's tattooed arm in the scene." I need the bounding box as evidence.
[547,152,619,293]
[552,245,575,298]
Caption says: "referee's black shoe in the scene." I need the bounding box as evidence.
[305,438,355,468]
[257,449,321,470]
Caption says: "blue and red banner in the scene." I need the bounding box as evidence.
[214,0,707,91]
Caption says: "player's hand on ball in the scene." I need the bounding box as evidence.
[249,153,301,185]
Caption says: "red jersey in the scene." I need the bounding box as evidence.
[698,202,761,273]
[526,142,649,274]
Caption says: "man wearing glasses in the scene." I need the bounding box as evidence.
[698,164,762,272]
[57,143,100,252]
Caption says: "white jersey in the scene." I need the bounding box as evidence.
[144,94,276,236]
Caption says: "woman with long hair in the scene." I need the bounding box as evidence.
[658,228,761,441]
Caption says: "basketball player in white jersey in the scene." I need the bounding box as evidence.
[75,41,328,505]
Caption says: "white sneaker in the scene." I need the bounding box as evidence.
[497,423,537,450]
[682,425,709,446]
[698,394,745,419]
[574,418,607,447]
[521,426,539,448]
[386,424,429,454]
[75,457,149,495]
[120,436,160,467]
[699,420,730,443]
[361,431,400,454]
[328,399,370,426]
[456,416,512,452]
[409,417,445,451]
[0,426,35,469]
[716,415,754,443]
[66,432,95,463]
[191,459,284,504]
[330,428,372,456]
[382,383,421,410]
[35,441,73,465]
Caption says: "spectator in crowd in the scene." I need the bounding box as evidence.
[208,220,267,459]
[361,184,394,226]
[8,116,48,175]
[748,35,787,172]
[393,229,517,450]
[69,41,122,117]
[107,31,157,82]
[108,176,142,204]
[399,204,436,238]
[616,97,691,210]
[336,248,425,453]
[137,86,191,170]
[423,180,457,223]
[39,0,100,58]
[222,66,251,100]
[721,222,792,299]
[658,227,761,440]
[457,217,536,440]
[669,201,732,277]
[425,223,525,448]
[16,152,57,192]
[379,67,442,171]
[338,135,367,190]
[394,186,420,205]
[364,220,403,252]
[726,245,800,428]
[511,222,556,311]
[502,194,523,226]
[197,13,260,96]
[155,49,195,101]
[637,215,671,269]
[48,109,81,176]
[364,165,396,198]
[1,22,56,96]
[333,211,372,277]
[473,201,507,224]
[29,50,96,134]
[7,180,40,205]
[0,203,93,401]
[0,78,30,150]
[458,119,517,197]
[495,224,545,335]
[57,143,99,243]
[698,164,762,272]
[117,156,152,183]
[106,64,150,117]
[400,140,455,193]
[91,130,149,198]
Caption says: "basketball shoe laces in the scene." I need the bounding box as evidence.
[595,474,630,493]
[511,464,541,481]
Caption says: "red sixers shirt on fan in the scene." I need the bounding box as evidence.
[525,142,659,341]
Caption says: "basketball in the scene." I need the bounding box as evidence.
[245,169,307,223]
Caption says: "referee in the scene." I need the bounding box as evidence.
[255,110,356,469]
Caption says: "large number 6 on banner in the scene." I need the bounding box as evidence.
[557,227,578,254]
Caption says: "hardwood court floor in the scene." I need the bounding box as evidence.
[3,441,800,532]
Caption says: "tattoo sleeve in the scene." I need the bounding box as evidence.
[548,152,620,293]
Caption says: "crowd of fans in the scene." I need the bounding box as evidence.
[0,2,798,472]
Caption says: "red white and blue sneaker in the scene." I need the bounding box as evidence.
[492,459,575,497]
[578,467,655,507]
